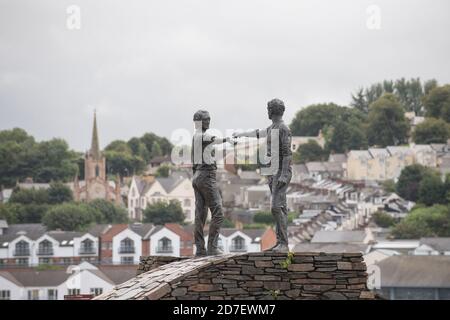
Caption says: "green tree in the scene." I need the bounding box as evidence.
[88,199,128,223]
[418,173,446,206]
[289,103,343,136]
[413,118,450,144]
[222,218,235,228]
[143,200,185,225]
[253,211,274,224]
[325,119,367,153]
[367,94,410,147]
[373,211,396,228]
[381,180,396,193]
[396,164,430,202]
[391,205,450,238]
[155,165,171,177]
[293,140,327,164]
[423,85,450,120]
[47,182,73,204]
[43,203,99,231]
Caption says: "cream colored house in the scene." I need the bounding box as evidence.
[128,173,195,223]
[346,144,441,181]
[291,130,325,152]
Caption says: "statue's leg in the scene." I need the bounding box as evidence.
[204,171,224,255]
[270,171,291,251]
[193,178,208,256]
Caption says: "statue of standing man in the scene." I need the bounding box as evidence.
[191,110,233,256]
[233,99,292,252]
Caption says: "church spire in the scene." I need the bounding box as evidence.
[90,110,101,160]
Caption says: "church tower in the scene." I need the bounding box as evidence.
[84,111,107,201]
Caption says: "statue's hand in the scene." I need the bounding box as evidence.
[226,136,238,145]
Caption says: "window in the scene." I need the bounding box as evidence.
[0,259,4,267]
[14,240,30,256]
[62,258,72,265]
[120,238,135,253]
[79,239,95,254]
[0,290,10,300]
[183,199,191,207]
[156,237,173,253]
[38,239,53,255]
[28,290,40,300]
[48,289,58,300]
[16,258,29,266]
[90,288,103,296]
[230,236,246,252]
[120,256,134,264]
[67,289,80,296]
[39,257,51,265]
[95,165,100,177]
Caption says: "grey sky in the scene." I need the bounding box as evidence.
[1,0,449,151]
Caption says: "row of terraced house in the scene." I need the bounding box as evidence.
[0,220,275,268]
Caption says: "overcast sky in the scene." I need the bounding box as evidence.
[1,0,449,151]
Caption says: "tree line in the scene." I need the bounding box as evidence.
[291,79,450,164]
[0,128,173,188]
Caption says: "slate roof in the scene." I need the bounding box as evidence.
[0,224,47,243]
[311,230,367,243]
[419,237,450,252]
[293,242,369,254]
[376,256,450,288]
[2,269,70,287]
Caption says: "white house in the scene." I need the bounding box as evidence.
[128,172,195,223]
[204,228,270,254]
[112,228,143,265]
[149,226,181,257]
[0,262,136,300]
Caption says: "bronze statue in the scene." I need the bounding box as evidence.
[191,110,233,256]
[233,99,292,252]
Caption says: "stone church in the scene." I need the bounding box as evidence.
[72,112,122,205]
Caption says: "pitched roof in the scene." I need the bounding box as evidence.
[311,230,367,243]
[164,223,193,241]
[419,237,450,252]
[101,224,128,242]
[98,265,138,285]
[4,269,70,287]
[128,223,155,238]
[376,256,450,288]
[306,162,326,172]
[0,224,47,243]
[87,224,111,237]
[157,176,185,194]
[46,231,84,245]
[293,242,368,254]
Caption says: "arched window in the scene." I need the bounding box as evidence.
[14,240,30,256]
[156,237,172,253]
[80,239,95,255]
[120,238,135,253]
[230,236,246,252]
[95,165,100,177]
[38,239,53,255]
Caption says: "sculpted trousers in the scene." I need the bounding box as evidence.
[192,170,224,252]
[267,168,292,246]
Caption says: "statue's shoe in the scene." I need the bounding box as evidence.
[264,242,280,251]
[271,244,289,253]
[195,249,207,257]
[207,247,224,256]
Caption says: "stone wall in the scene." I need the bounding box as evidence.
[95,252,375,300]
[137,256,189,275]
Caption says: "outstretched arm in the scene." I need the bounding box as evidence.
[232,128,267,139]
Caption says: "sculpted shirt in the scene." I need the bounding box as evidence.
[191,130,218,173]
[258,120,292,177]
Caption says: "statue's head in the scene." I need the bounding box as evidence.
[193,110,211,130]
[267,98,285,119]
